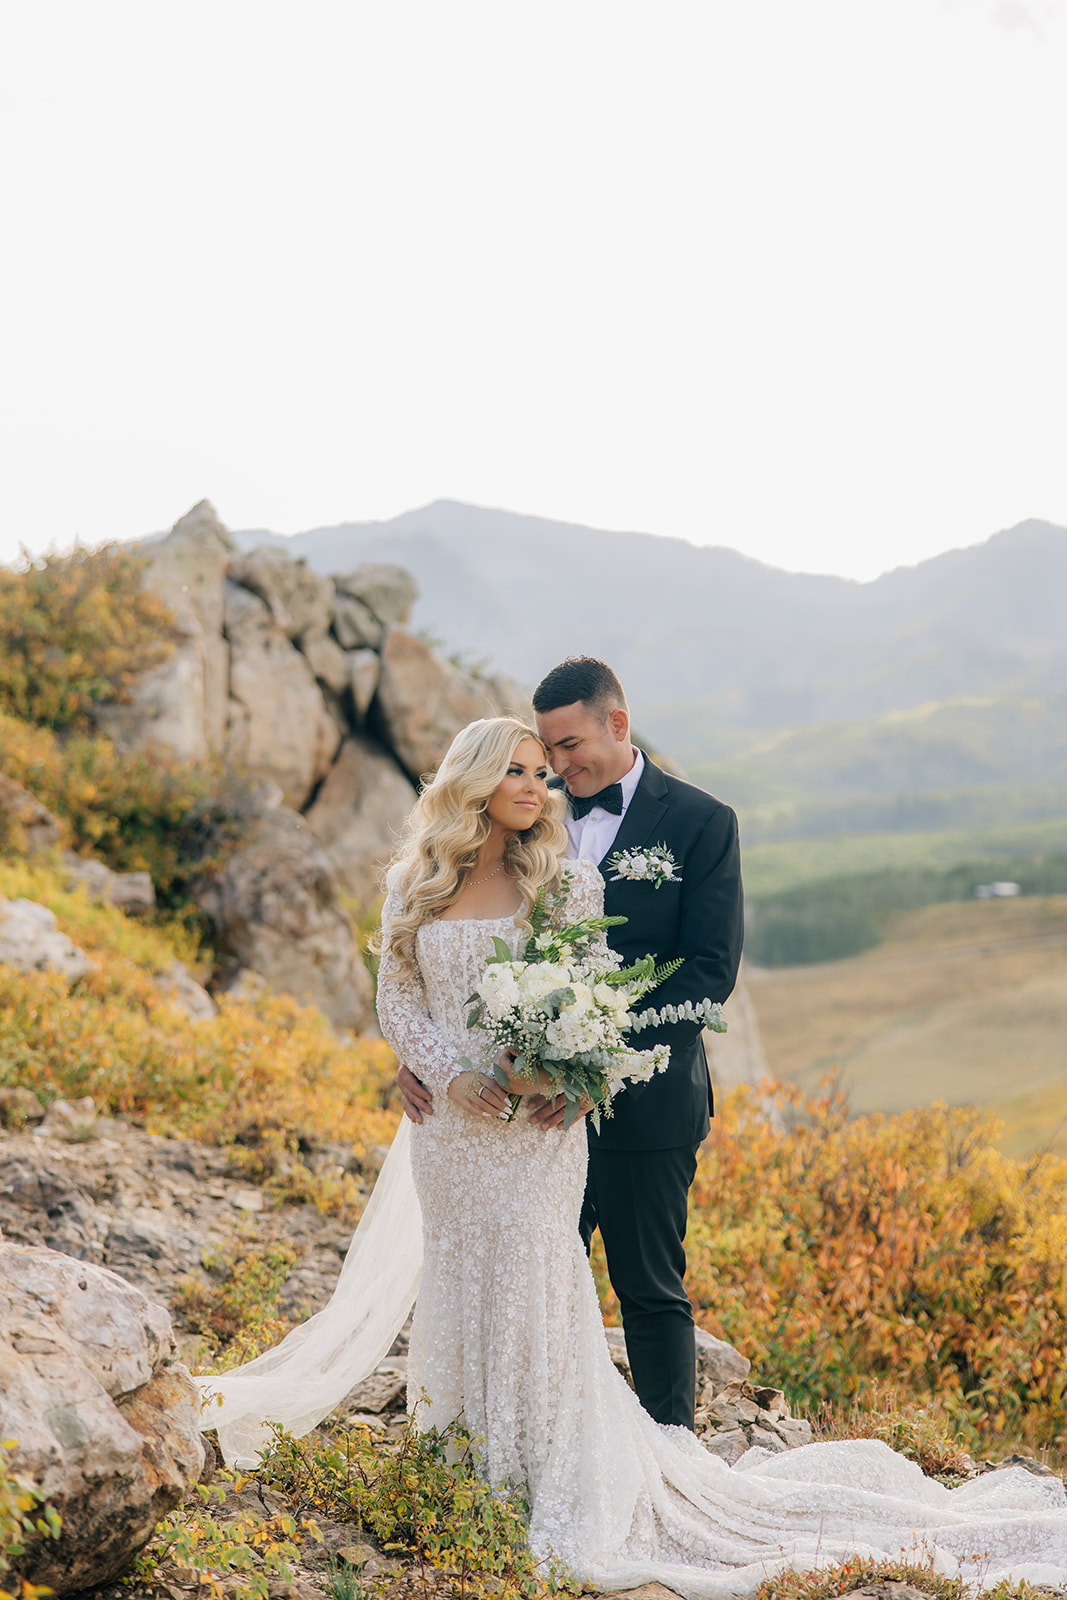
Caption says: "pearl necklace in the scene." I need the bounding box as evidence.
[468,862,505,889]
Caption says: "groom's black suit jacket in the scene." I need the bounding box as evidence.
[572,758,743,1152]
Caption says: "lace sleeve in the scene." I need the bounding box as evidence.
[563,858,606,923]
[375,867,465,1092]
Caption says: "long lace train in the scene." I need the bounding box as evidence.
[197,1116,422,1468]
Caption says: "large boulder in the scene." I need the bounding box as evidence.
[0,1242,204,1594]
[334,563,418,628]
[0,898,90,982]
[196,790,375,1032]
[224,583,341,810]
[97,501,235,760]
[304,735,416,908]
[375,630,502,782]
[229,545,334,645]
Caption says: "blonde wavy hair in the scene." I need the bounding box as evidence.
[381,717,569,979]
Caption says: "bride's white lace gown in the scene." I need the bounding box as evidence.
[377,859,1067,1598]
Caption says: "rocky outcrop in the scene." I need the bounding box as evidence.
[224,582,341,810]
[98,500,235,760]
[334,564,417,629]
[0,1242,204,1594]
[0,898,90,983]
[86,506,540,1025]
[375,629,503,783]
[304,735,417,908]
[197,789,375,1032]
[694,1378,814,1464]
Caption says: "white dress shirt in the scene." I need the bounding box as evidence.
[566,749,645,864]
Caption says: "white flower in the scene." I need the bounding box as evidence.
[594,982,631,1021]
[607,843,681,890]
[560,981,594,1014]
[480,964,520,1020]
[517,961,572,1003]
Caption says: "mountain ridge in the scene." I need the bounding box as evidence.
[233,501,1067,735]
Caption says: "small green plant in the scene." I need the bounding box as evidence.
[175,1242,297,1367]
[0,1440,61,1600]
[126,1478,312,1599]
[259,1419,574,1598]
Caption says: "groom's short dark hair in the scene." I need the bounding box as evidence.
[533,657,628,716]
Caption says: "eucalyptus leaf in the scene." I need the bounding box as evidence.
[492,1059,512,1089]
[492,936,513,961]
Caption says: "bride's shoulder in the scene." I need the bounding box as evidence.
[383,860,409,899]
[564,856,601,886]
[562,857,604,913]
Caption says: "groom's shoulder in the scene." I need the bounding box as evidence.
[646,759,735,827]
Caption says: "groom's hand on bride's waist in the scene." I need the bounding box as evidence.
[527,1091,593,1132]
[398,1063,434,1123]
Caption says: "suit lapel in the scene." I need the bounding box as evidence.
[596,757,669,880]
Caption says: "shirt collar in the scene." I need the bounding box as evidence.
[617,747,644,811]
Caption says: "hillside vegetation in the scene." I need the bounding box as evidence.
[748,895,1067,1155]
[745,850,1067,966]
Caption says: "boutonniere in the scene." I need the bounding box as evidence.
[607,843,681,890]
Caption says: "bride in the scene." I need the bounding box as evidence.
[202,717,1067,1597]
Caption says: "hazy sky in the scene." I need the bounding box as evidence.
[1,0,1064,579]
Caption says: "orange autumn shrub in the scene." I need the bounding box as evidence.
[688,1082,1067,1451]
[0,708,253,913]
[0,543,175,732]
[0,856,399,1169]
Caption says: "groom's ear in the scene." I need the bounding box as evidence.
[607,707,630,742]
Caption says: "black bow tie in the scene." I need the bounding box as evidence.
[570,782,624,820]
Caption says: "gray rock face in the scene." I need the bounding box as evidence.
[376,629,500,782]
[332,591,384,651]
[229,545,334,645]
[98,500,234,759]
[694,1325,751,1392]
[0,1242,204,1594]
[304,736,416,909]
[224,583,341,810]
[63,852,156,915]
[303,631,352,697]
[196,793,374,1032]
[0,898,90,982]
[694,1378,813,1460]
[348,647,381,723]
[334,563,417,627]
[0,774,62,855]
[151,959,217,1022]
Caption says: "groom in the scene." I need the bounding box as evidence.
[398,655,743,1429]
[528,656,743,1430]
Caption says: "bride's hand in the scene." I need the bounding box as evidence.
[447,1070,509,1118]
[497,1050,552,1096]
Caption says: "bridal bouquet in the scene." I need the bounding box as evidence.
[460,871,726,1129]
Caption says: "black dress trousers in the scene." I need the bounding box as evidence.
[580,1141,701,1429]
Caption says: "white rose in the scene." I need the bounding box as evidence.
[517,961,571,1003]
[561,981,594,1014]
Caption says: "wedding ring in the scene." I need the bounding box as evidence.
[477,1083,486,1100]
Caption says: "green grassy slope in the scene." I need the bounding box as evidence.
[747,895,1067,1156]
